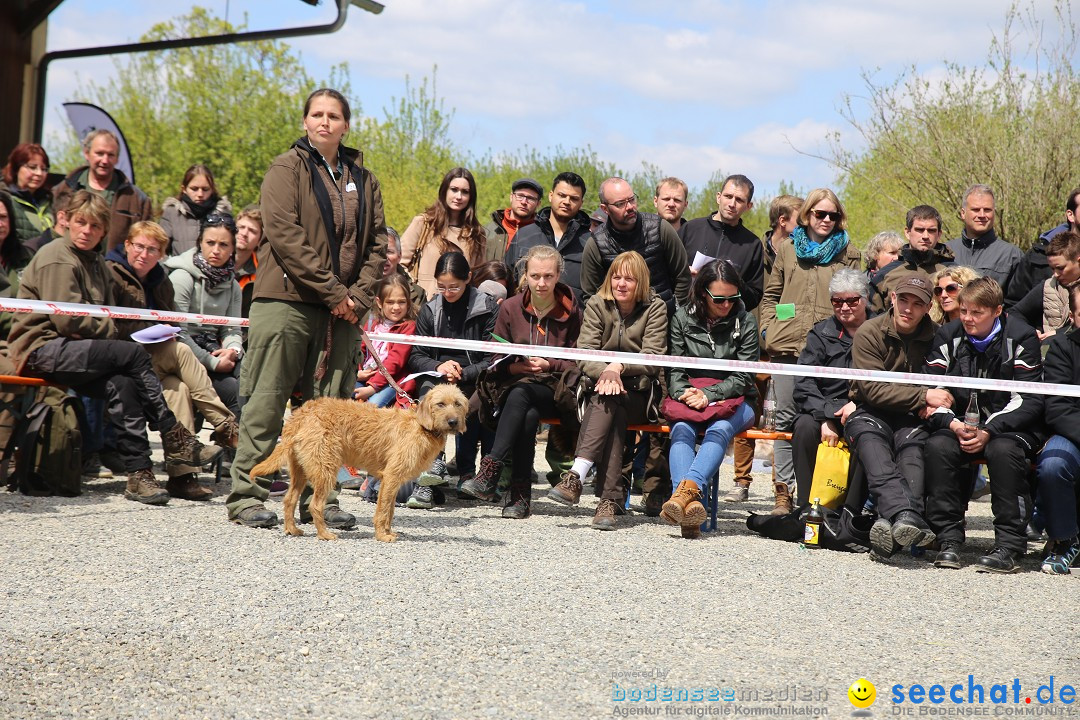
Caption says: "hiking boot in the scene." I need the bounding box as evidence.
[722,480,750,503]
[661,480,706,529]
[501,487,531,519]
[210,418,240,449]
[975,546,1021,574]
[681,523,702,539]
[770,481,793,516]
[233,504,278,528]
[407,484,434,509]
[124,468,169,506]
[1040,537,1080,575]
[162,423,223,468]
[81,452,113,479]
[417,455,447,486]
[300,506,356,530]
[642,491,666,517]
[592,498,618,530]
[891,510,936,549]
[869,516,899,561]
[166,473,212,501]
[458,455,503,501]
[933,542,962,570]
[548,470,583,506]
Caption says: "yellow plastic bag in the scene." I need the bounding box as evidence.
[809,441,850,510]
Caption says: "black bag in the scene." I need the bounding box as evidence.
[746,505,872,553]
[3,386,84,497]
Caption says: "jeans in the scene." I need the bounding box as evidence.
[490,383,557,485]
[367,385,397,408]
[668,401,756,492]
[1036,435,1080,541]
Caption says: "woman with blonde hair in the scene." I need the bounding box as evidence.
[400,167,487,297]
[548,251,668,529]
[931,266,981,323]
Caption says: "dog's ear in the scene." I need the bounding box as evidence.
[416,394,435,431]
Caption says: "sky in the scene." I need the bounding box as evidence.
[40,0,1065,198]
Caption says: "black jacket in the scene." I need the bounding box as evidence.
[1005,223,1069,308]
[1042,327,1080,449]
[869,243,955,312]
[505,207,591,298]
[408,285,498,385]
[793,312,876,422]
[678,216,765,311]
[923,314,1043,438]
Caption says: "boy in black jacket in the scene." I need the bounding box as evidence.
[923,277,1044,573]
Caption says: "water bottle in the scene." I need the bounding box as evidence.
[761,378,777,431]
[803,498,824,549]
[964,391,979,432]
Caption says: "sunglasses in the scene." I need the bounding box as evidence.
[830,296,862,308]
[810,209,842,222]
[707,291,741,305]
[202,212,237,234]
[934,283,963,296]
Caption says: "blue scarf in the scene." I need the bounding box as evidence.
[792,225,849,265]
[968,318,1002,353]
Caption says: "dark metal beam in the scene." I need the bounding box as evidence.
[17,0,66,36]
[32,0,353,142]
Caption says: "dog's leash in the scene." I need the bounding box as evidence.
[357,325,417,406]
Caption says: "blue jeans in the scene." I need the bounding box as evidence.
[367,385,397,408]
[669,401,756,492]
[1036,435,1080,540]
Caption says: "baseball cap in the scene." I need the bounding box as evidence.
[894,274,932,304]
[511,178,543,197]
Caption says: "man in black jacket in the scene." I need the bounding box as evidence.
[869,205,954,312]
[505,172,590,298]
[923,277,1044,573]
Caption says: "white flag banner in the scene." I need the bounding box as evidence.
[62,102,136,185]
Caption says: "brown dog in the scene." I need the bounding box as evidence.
[249,384,469,541]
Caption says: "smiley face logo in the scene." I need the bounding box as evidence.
[848,678,876,708]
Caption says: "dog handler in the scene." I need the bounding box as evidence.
[226,88,389,529]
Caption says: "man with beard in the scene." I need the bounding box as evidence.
[869,205,954,311]
[505,172,591,299]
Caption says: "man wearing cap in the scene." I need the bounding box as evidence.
[483,178,542,262]
[846,274,946,560]
[654,177,690,233]
[505,172,592,299]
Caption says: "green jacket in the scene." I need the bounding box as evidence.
[3,184,53,248]
[163,247,244,371]
[668,305,760,403]
[577,290,668,388]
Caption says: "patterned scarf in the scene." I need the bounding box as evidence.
[792,225,849,266]
[192,250,235,290]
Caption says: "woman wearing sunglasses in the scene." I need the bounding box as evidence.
[164,211,244,420]
[661,259,760,539]
[759,188,861,513]
[930,266,980,323]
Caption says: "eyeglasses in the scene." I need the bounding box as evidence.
[934,283,962,296]
[128,242,162,257]
[605,195,638,210]
[511,192,540,204]
[830,296,862,308]
[706,291,741,305]
[810,209,842,223]
[436,285,464,294]
[202,213,237,234]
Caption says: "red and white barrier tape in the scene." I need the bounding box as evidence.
[3,297,1079,398]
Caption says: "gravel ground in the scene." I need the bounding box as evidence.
[1,432,1076,720]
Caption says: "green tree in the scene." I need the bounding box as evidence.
[54,7,347,211]
[824,1,1080,249]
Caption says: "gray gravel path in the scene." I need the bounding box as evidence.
[1,434,1076,719]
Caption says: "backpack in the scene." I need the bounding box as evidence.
[3,386,84,497]
[745,505,873,553]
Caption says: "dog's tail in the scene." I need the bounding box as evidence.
[249,441,288,483]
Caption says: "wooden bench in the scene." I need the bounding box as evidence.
[540,416,792,531]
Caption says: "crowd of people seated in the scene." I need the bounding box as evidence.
[2,105,1078,576]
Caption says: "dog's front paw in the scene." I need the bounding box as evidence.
[316,531,339,541]
[375,531,399,542]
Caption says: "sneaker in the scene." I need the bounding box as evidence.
[548,470,583,506]
[81,452,113,479]
[165,473,212,501]
[124,468,169,506]
[338,467,366,490]
[417,455,447,486]
[233,504,278,528]
[407,484,434,509]
[1040,538,1080,575]
[933,542,962,569]
[975,546,1021,574]
[458,456,503,501]
[869,517,899,561]
[268,480,289,497]
[210,418,240,449]
[891,510,936,549]
[722,481,750,503]
[162,423,223,467]
[592,498,618,530]
[501,487,531,519]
